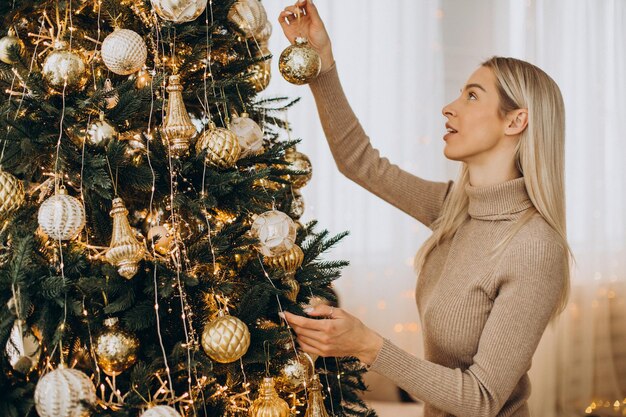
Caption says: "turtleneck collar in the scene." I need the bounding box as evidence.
[465,177,534,220]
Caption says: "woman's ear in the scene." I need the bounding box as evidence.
[504,109,528,136]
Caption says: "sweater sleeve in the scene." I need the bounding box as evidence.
[369,241,566,417]
[308,64,452,229]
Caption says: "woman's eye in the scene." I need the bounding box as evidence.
[468,92,477,100]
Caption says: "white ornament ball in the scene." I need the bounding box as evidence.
[256,21,272,42]
[101,29,147,75]
[34,367,96,417]
[147,225,174,255]
[38,189,86,241]
[230,113,263,158]
[87,118,117,147]
[141,405,182,417]
[0,31,25,64]
[151,0,208,23]
[250,210,297,257]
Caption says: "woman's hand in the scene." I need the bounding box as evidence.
[278,0,335,73]
[281,304,384,365]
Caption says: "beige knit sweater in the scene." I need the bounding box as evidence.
[308,65,567,417]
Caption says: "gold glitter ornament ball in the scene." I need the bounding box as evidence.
[42,41,89,91]
[94,317,140,376]
[249,377,290,417]
[201,315,250,363]
[279,37,321,85]
[37,188,86,241]
[151,0,207,23]
[0,169,25,220]
[101,29,147,75]
[284,148,312,189]
[34,367,96,417]
[141,406,182,417]
[5,319,41,374]
[0,29,25,65]
[195,122,241,168]
[275,352,314,393]
[147,225,174,255]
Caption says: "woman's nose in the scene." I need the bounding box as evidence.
[441,102,456,117]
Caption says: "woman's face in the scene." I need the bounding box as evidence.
[441,66,508,164]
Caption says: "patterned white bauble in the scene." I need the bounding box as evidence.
[151,0,207,23]
[228,0,267,38]
[101,29,147,75]
[250,210,296,257]
[141,405,182,417]
[37,188,86,241]
[230,112,263,158]
[0,169,25,220]
[34,367,96,417]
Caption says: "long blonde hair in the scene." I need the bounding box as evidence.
[414,57,571,321]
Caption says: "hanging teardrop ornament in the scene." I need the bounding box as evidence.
[264,244,304,302]
[304,374,331,417]
[163,74,196,157]
[105,197,145,279]
[249,377,290,417]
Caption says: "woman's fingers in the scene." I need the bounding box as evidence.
[282,311,328,330]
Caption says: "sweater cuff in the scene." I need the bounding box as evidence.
[369,338,401,372]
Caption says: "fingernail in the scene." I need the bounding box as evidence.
[278,312,285,318]
[303,307,314,313]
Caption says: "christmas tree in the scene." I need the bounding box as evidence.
[0,1,375,416]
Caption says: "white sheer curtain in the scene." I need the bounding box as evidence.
[262,0,446,359]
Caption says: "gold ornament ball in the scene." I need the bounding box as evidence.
[195,123,241,168]
[135,68,153,89]
[151,0,207,23]
[101,29,147,75]
[34,367,96,417]
[5,320,41,374]
[0,30,25,65]
[42,42,89,91]
[279,37,321,85]
[264,244,304,275]
[248,49,271,92]
[201,315,250,363]
[285,148,312,189]
[0,169,25,221]
[94,317,140,376]
[289,192,305,219]
[275,352,314,393]
[147,225,174,255]
[249,377,290,417]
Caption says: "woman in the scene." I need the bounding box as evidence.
[278,1,571,417]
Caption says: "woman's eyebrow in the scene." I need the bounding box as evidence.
[460,83,487,93]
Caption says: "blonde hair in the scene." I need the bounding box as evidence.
[414,57,571,321]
